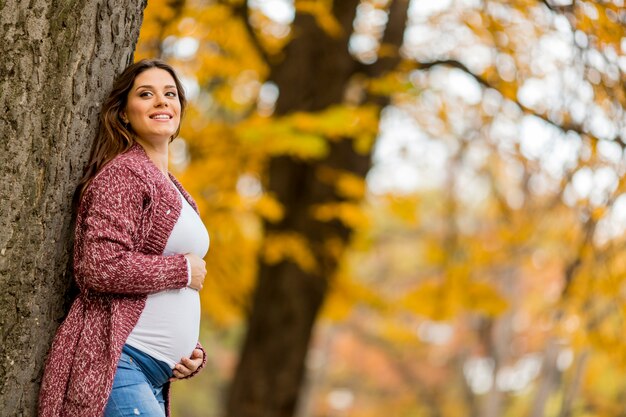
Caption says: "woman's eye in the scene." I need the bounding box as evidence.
[139,91,153,97]
[166,91,177,97]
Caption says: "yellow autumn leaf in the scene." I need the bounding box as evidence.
[262,232,318,273]
[254,193,285,223]
[311,202,370,229]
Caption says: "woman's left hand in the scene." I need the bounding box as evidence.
[170,349,204,381]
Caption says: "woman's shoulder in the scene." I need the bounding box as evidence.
[94,145,152,184]
[87,146,154,197]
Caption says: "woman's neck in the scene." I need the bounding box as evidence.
[136,138,169,176]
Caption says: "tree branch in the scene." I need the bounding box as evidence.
[226,0,270,65]
[413,59,626,147]
[539,0,576,13]
[367,0,410,78]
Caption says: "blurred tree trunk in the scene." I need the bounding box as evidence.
[226,1,409,416]
[557,350,588,417]
[0,1,146,414]
[528,339,561,417]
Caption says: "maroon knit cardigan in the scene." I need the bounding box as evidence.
[38,144,207,417]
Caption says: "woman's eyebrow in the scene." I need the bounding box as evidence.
[135,84,177,90]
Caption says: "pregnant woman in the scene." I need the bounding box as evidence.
[39,59,209,417]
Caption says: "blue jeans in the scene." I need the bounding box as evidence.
[104,345,173,417]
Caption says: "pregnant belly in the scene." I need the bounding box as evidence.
[126,287,201,368]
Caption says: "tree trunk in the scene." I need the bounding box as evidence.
[0,1,146,414]
[557,350,588,417]
[528,338,561,417]
[226,2,409,416]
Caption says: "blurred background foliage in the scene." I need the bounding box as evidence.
[135,0,626,416]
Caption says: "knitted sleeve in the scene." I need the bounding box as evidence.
[75,164,189,295]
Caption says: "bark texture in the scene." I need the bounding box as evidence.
[226,2,409,416]
[0,0,146,414]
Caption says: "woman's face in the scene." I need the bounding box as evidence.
[122,68,181,144]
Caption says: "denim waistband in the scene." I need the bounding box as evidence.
[122,344,173,387]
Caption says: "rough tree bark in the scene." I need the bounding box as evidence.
[0,1,146,414]
[226,2,409,416]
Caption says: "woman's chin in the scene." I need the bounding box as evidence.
[135,132,177,144]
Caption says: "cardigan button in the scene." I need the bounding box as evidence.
[166,209,171,215]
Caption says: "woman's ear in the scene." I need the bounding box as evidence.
[120,112,128,124]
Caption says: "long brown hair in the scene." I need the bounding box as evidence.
[73,59,187,207]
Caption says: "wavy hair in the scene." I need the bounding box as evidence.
[74,59,187,207]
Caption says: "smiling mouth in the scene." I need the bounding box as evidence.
[150,114,173,120]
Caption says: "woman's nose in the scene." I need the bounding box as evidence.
[154,94,168,106]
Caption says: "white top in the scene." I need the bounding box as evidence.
[126,185,210,368]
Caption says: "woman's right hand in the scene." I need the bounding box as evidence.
[184,253,206,291]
